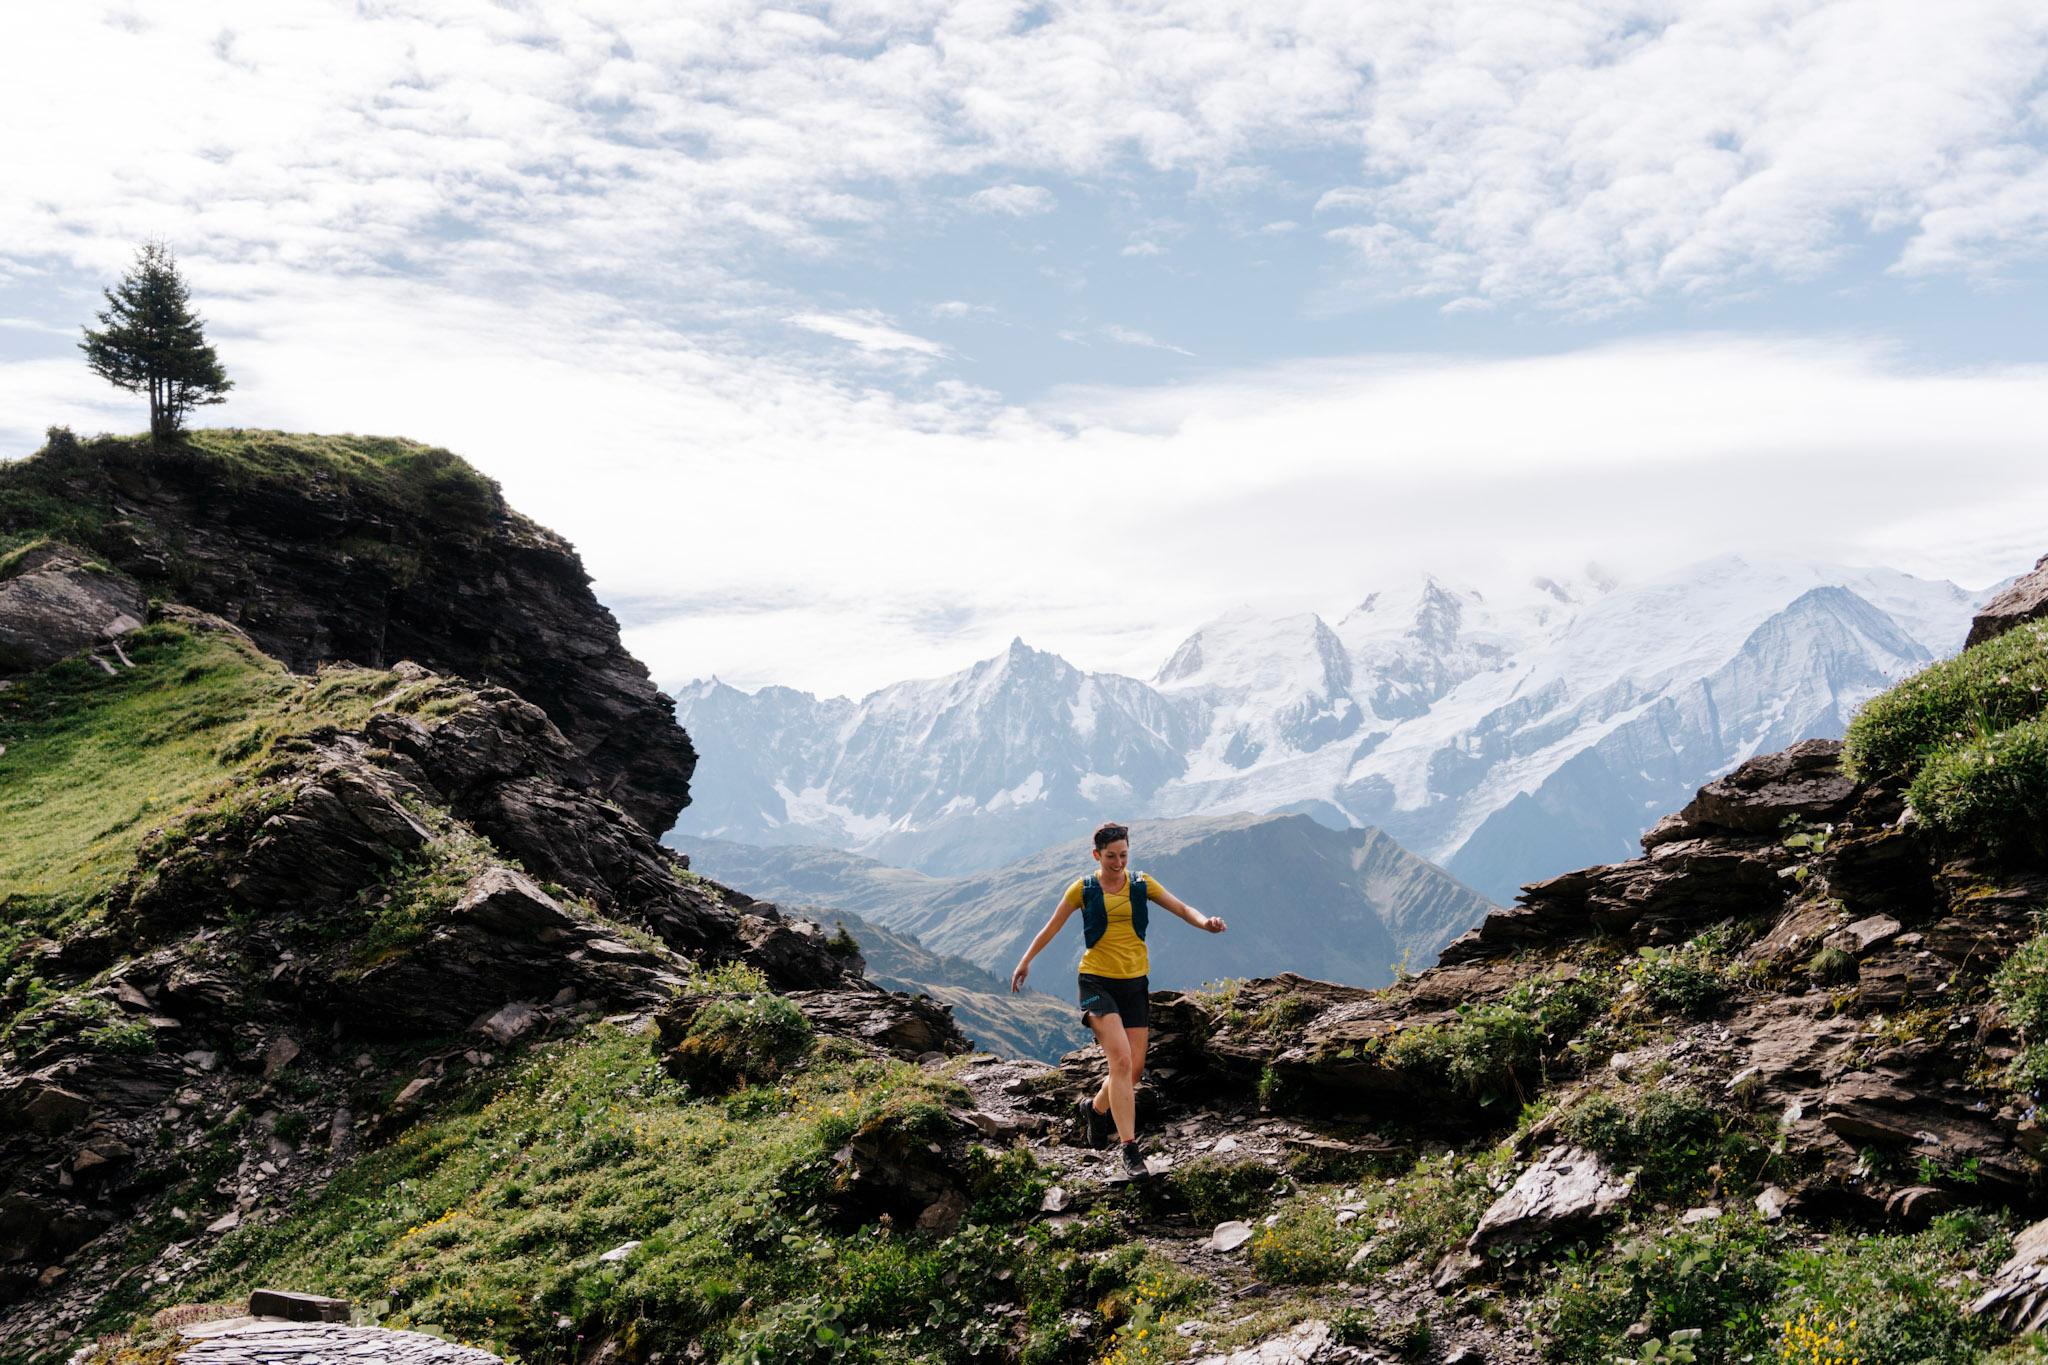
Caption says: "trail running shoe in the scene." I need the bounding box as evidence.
[1075,1098,1110,1148]
[1119,1142,1150,1179]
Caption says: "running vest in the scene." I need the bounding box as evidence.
[1081,873,1149,948]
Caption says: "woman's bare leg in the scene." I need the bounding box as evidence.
[1093,1025,1149,1126]
[1085,1012,1137,1143]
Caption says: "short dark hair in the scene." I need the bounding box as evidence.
[1092,822,1129,851]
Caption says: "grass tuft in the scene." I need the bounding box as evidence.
[1842,622,2048,786]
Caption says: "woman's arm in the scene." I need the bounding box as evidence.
[1011,900,1080,991]
[1148,883,1227,934]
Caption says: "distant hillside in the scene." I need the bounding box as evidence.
[802,907,1076,1062]
[677,810,1498,992]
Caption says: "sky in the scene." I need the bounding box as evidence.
[4,1,2048,698]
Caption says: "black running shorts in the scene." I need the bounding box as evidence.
[1077,973,1150,1029]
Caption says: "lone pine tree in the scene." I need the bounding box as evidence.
[80,241,233,439]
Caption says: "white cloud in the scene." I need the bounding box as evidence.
[1120,240,1165,257]
[1102,324,1194,357]
[964,183,1057,216]
[2,2,2042,321]
[788,311,947,357]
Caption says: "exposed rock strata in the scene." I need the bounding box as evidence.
[0,544,145,673]
[0,666,872,1334]
[11,438,689,832]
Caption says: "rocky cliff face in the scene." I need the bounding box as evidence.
[0,434,975,1358]
[0,618,899,1349]
[2,431,690,834]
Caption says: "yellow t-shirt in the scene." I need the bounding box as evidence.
[1063,874,1165,979]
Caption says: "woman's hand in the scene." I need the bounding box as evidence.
[1201,915,1227,934]
[1010,960,1030,992]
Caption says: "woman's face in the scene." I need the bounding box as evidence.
[1093,839,1130,878]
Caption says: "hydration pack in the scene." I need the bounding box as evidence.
[1081,872,1149,948]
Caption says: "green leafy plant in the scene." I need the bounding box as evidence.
[1992,922,2048,1096]
[1616,1328,1699,1365]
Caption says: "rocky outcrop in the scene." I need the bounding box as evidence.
[0,544,145,673]
[1439,738,1880,966]
[1100,732,2047,1225]
[0,665,854,1323]
[1967,551,2048,648]
[3,435,689,833]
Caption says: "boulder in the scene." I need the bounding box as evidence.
[0,544,145,674]
[0,1079,94,1136]
[1191,1319,1379,1364]
[815,1107,975,1233]
[474,1002,547,1048]
[1468,1146,1633,1252]
[1822,914,1903,955]
[1966,552,2048,648]
[1972,1214,2048,1332]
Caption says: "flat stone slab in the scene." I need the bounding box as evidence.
[178,1323,504,1365]
[248,1289,349,1322]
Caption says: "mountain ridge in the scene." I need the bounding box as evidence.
[672,558,1984,900]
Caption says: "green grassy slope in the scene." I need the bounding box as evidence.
[0,620,458,960]
[157,1024,1088,1365]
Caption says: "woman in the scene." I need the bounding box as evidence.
[1009,821,1227,1177]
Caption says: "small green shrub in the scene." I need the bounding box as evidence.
[1553,1088,1739,1202]
[1908,715,2048,857]
[1993,922,2048,1096]
[1536,1216,1780,1365]
[83,1015,157,1055]
[1169,1155,1280,1225]
[1351,1148,1511,1272]
[1806,946,1859,986]
[1627,946,1731,1017]
[687,961,773,997]
[1387,972,1607,1107]
[1250,991,1317,1036]
[667,993,813,1094]
[964,1145,1052,1224]
[1537,1211,2009,1365]
[824,923,861,959]
[1844,622,2048,785]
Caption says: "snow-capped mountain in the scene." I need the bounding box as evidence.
[669,556,1984,906]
